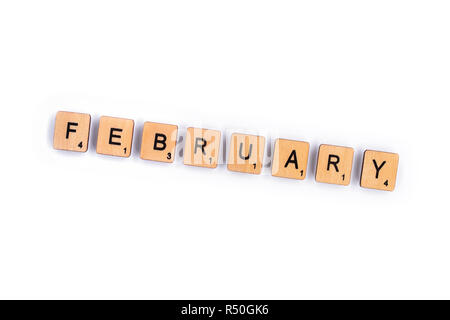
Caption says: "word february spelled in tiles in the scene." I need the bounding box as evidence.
[53,111,400,191]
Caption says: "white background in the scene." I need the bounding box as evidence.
[0,1,449,299]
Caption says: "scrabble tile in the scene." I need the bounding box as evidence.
[360,150,399,191]
[227,133,265,175]
[315,144,354,186]
[184,127,221,168]
[140,122,178,163]
[53,111,91,152]
[96,116,134,157]
[272,138,310,180]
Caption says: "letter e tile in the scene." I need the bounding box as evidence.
[96,116,134,157]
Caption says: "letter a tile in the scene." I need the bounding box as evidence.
[315,144,354,186]
[96,116,134,157]
[53,111,91,152]
[140,122,178,163]
[227,133,265,175]
[272,138,310,180]
[184,127,221,168]
[360,150,399,191]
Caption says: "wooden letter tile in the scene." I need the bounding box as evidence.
[184,127,221,168]
[96,116,134,157]
[53,111,91,152]
[140,122,178,163]
[360,150,399,191]
[227,133,265,175]
[272,138,310,180]
[315,144,354,186]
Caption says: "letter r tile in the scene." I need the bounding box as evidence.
[184,127,221,168]
[140,122,178,163]
[227,133,265,175]
[315,144,354,186]
[96,116,134,157]
[53,111,91,152]
[360,150,399,191]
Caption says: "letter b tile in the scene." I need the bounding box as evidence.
[53,111,91,152]
[227,133,265,175]
[315,144,354,186]
[360,150,399,191]
[96,116,134,157]
[140,122,178,163]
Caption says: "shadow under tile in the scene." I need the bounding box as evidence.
[352,148,363,186]
[132,122,144,158]
[308,143,319,181]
